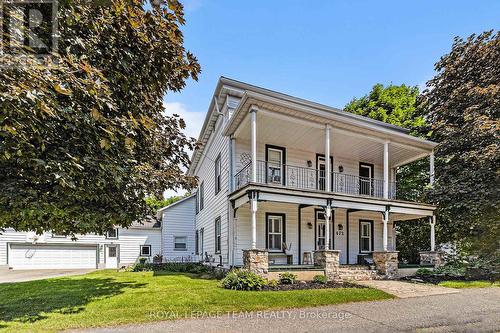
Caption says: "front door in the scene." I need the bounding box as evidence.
[315,210,333,250]
[106,245,118,268]
[266,146,285,185]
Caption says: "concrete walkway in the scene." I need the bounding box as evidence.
[356,280,460,298]
[69,288,500,333]
[0,269,94,283]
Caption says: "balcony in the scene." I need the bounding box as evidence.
[234,160,399,200]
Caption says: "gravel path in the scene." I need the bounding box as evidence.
[68,287,500,333]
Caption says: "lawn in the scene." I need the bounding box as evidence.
[438,280,500,289]
[0,270,391,333]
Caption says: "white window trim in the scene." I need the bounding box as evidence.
[140,245,152,257]
[105,229,118,239]
[360,221,372,253]
[215,217,221,254]
[174,236,187,251]
[267,215,283,251]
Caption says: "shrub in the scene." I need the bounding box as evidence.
[313,274,327,284]
[138,257,147,264]
[221,269,267,291]
[415,268,434,277]
[130,262,214,274]
[279,272,297,285]
[267,279,279,288]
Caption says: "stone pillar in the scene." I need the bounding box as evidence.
[314,250,341,281]
[373,251,399,278]
[243,249,268,277]
[419,251,444,267]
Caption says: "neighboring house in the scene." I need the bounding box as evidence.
[157,194,197,262]
[0,220,161,270]
[188,77,439,270]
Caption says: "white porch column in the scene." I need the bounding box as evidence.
[250,192,258,249]
[250,106,258,182]
[325,205,331,250]
[383,141,389,199]
[383,208,389,251]
[430,215,436,252]
[230,136,236,191]
[430,150,435,186]
[325,124,331,192]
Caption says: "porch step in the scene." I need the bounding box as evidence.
[338,267,379,281]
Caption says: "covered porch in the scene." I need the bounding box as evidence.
[230,187,438,279]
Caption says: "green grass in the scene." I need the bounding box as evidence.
[438,280,500,289]
[0,270,392,333]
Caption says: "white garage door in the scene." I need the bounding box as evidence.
[10,244,97,269]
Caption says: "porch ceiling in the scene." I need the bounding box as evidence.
[235,109,431,168]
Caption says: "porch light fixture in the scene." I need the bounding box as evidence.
[307,222,313,229]
[307,160,312,167]
[338,165,344,173]
[337,224,344,231]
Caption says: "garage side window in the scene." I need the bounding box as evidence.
[106,229,118,239]
[140,245,151,257]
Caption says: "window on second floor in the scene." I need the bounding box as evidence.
[215,217,221,254]
[215,153,221,194]
[195,230,199,255]
[199,181,204,211]
[106,229,118,239]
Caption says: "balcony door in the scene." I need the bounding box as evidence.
[265,145,286,185]
[359,162,374,196]
[316,154,333,191]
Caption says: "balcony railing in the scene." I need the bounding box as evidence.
[234,160,399,200]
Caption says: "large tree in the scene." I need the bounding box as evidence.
[422,30,500,258]
[345,84,432,262]
[0,0,200,235]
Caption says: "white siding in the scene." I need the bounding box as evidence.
[161,196,196,260]
[234,204,395,266]
[194,116,231,265]
[0,227,161,268]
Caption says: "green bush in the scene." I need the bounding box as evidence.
[415,268,434,277]
[267,279,279,288]
[221,269,267,291]
[279,272,297,285]
[313,274,327,284]
[138,257,147,264]
[130,262,211,274]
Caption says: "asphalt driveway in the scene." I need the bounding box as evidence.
[0,269,95,283]
[69,288,500,333]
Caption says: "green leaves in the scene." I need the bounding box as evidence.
[0,0,199,235]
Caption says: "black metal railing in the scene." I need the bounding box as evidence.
[234,160,402,200]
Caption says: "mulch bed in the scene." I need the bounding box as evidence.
[399,275,466,284]
[260,281,367,291]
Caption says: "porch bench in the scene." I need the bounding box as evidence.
[268,252,293,265]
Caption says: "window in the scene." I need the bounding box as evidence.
[195,230,199,255]
[174,236,187,251]
[215,217,221,253]
[215,154,221,194]
[195,190,199,215]
[199,228,204,256]
[359,220,373,253]
[140,245,151,256]
[266,214,285,251]
[199,182,204,211]
[51,233,66,238]
[265,145,286,185]
[106,229,118,239]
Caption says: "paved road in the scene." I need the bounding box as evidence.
[70,288,500,333]
[0,269,94,283]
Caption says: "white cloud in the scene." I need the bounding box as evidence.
[163,102,205,140]
[162,102,204,199]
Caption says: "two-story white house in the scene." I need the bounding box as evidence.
[189,77,439,278]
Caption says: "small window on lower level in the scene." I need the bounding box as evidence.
[174,236,187,250]
[140,245,151,257]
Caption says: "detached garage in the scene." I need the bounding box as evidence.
[9,244,98,269]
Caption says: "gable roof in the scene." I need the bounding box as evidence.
[155,194,196,219]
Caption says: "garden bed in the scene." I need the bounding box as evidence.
[261,281,366,291]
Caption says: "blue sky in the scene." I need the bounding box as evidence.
[164,0,499,196]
